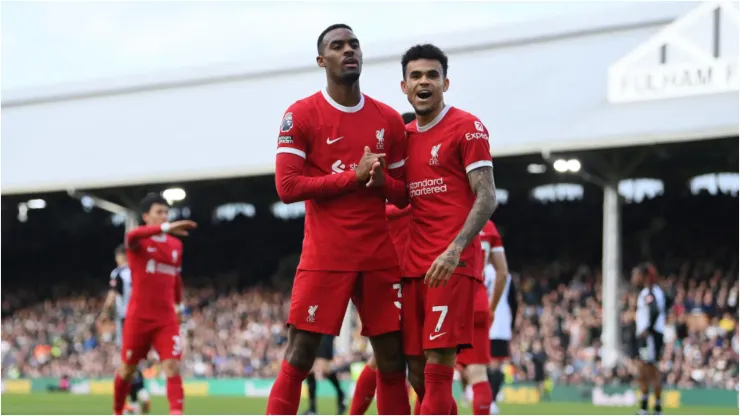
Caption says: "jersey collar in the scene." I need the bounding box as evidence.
[417,105,452,132]
[321,88,365,113]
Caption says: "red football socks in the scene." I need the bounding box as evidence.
[266,361,309,415]
[166,375,184,415]
[376,370,411,415]
[113,374,132,415]
[420,363,454,415]
[472,381,493,415]
[349,364,377,415]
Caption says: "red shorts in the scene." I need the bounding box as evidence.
[121,317,182,364]
[287,268,402,337]
[456,311,492,366]
[401,275,476,357]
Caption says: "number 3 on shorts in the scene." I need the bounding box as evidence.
[432,305,448,332]
[172,335,182,356]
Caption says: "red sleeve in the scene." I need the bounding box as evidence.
[126,225,163,249]
[383,111,408,207]
[489,222,504,252]
[458,117,493,174]
[275,104,359,203]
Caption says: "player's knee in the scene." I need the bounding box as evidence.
[369,332,405,373]
[466,364,488,384]
[162,359,180,377]
[314,358,330,375]
[425,348,456,367]
[285,330,322,371]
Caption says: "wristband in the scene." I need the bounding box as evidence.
[160,222,171,233]
[176,303,185,313]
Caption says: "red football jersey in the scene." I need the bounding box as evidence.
[386,204,411,265]
[125,225,183,323]
[275,89,406,271]
[477,220,503,274]
[474,220,503,312]
[403,106,493,280]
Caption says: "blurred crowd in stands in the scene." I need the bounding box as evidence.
[2,258,737,390]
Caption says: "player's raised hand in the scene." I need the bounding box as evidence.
[166,220,198,236]
[366,160,386,188]
[355,146,386,183]
[425,245,461,288]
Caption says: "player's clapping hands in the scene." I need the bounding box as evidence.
[425,244,461,288]
[366,159,386,188]
[356,146,386,185]
[166,220,198,237]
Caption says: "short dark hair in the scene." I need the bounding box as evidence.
[317,23,353,54]
[114,243,126,256]
[401,44,448,78]
[140,192,169,214]
[402,112,417,124]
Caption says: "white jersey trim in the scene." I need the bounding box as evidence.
[416,105,451,132]
[388,159,405,169]
[491,246,505,253]
[277,147,307,159]
[465,160,493,173]
[321,88,365,113]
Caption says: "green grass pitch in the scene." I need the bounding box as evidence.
[1,393,736,415]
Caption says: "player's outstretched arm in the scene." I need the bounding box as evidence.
[126,221,197,249]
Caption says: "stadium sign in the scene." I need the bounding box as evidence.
[608,0,739,103]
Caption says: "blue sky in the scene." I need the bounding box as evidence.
[1,1,638,91]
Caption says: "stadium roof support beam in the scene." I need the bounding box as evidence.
[67,189,139,233]
[601,183,621,370]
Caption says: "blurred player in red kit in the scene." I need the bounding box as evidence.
[349,112,416,416]
[268,24,410,415]
[113,193,196,415]
[368,44,498,415]
[456,220,508,414]
[484,219,516,415]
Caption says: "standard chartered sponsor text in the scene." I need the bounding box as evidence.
[409,177,448,197]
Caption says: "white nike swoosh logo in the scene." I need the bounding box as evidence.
[147,247,157,252]
[429,332,446,341]
[327,136,344,144]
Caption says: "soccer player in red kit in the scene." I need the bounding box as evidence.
[349,112,416,416]
[394,44,498,415]
[268,24,409,415]
[113,193,196,415]
[456,220,508,414]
